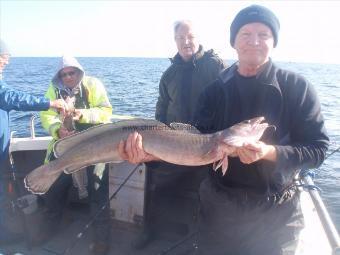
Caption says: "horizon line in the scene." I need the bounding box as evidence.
[8,56,339,66]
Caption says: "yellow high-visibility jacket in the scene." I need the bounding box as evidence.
[41,76,112,162]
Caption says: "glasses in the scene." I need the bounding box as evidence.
[59,70,77,78]
[175,35,196,42]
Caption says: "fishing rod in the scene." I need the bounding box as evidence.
[62,163,141,255]
[325,145,340,161]
[157,230,198,255]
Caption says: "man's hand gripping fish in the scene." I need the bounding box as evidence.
[24,117,269,194]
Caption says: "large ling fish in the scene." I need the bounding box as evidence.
[24,117,269,194]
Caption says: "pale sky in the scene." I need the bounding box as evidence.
[1,0,339,64]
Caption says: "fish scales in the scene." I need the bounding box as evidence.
[24,117,269,194]
[58,127,215,173]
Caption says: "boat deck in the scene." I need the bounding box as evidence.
[0,201,197,255]
[1,189,333,255]
[1,136,336,255]
[1,141,200,255]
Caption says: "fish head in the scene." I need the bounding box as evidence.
[221,117,270,147]
[60,96,76,132]
[64,96,75,112]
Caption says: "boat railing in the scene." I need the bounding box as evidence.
[300,171,340,255]
[30,114,36,139]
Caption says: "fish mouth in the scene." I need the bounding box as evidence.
[251,117,270,133]
[221,117,268,147]
[248,116,265,126]
[251,117,276,132]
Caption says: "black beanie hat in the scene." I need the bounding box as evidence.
[230,5,280,47]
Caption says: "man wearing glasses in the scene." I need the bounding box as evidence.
[130,20,227,249]
[36,56,113,255]
[0,39,66,244]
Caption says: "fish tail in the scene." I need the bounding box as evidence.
[24,161,63,195]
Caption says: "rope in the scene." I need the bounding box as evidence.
[296,183,322,192]
[298,169,321,191]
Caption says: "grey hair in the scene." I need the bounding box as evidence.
[173,20,193,35]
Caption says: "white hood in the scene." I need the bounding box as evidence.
[52,55,85,91]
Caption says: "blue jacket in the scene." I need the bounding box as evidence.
[0,79,50,170]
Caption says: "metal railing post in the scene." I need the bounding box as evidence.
[30,114,36,139]
[302,175,340,255]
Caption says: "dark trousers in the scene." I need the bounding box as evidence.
[143,162,208,234]
[0,167,7,229]
[197,178,304,255]
[0,158,11,230]
[42,164,111,243]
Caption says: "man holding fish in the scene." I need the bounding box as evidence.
[36,56,113,254]
[119,5,329,255]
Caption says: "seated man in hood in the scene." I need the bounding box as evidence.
[36,56,113,255]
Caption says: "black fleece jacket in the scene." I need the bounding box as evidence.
[149,45,227,174]
[194,59,329,194]
[155,45,226,125]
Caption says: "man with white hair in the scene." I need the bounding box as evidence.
[127,20,227,249]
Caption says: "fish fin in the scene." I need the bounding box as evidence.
[221,155,229,176]
[169,123,201,134]
[64,166,96,175]
[63,160,118,174]
[213,161,218,171]
[54,123,115,158]
[64,166,86,175]
[222,136,245,147]
[114,118,166,127]
[212,155,229,175]
[54,118,168,158]
[24,162,63,195]
[110,159,124,163]
[202,147,219,162]
[213,159,223,171]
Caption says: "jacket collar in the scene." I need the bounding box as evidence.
[170,45,205,66]
[219,62,238,83]
[219,58,280,90]
[219,58,283,128]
